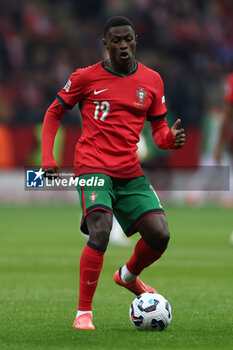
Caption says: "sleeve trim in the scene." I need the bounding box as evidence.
[56,94,73,110]
[147,112,167,121]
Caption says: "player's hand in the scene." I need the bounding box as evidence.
[170,119,186,148]
[44,167,61,180]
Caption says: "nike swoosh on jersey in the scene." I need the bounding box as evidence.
[94,89,109,95]
[87,280,98,285]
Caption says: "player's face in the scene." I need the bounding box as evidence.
[104,26,136,69]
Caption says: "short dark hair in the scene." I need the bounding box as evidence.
[104,16,135,38]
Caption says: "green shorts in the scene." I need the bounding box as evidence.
[76,173,164,237]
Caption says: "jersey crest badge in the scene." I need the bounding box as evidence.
[136,87,147,104]
[89,192,98,203]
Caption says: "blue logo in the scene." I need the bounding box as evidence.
[26,169,45,188]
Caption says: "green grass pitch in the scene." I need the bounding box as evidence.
[0,204,232,350]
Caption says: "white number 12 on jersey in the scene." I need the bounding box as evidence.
[94,101,110,121]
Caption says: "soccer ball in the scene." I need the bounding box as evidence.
[129,292,172,331]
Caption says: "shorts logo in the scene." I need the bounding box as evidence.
[26,168,44,188]
[89,192,98,203]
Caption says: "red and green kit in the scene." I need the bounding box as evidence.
[55,60,168,178]
[42,60,176,234]
[76,173,164,236]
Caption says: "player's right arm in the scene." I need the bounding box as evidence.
[41,69,86,178]
[42,99,67,178]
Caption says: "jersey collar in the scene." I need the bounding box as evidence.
[102,60,138,77]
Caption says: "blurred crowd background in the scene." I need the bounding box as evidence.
[0,0,232,204]
[1,0,233,125]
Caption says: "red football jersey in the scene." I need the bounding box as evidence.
[56,60,167,177]
[224,73,233,104]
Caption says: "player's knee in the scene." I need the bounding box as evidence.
[86,211,112,250]
[148,226,170,251]
[141,215,170,251]
[90,230,110,251]
[155,225,170,251]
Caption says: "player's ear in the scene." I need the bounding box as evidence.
[135,34,138,43]
[103,38,107,48]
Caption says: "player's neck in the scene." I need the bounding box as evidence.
[106,59,135,75]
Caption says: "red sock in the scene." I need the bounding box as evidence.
[78,244,104,311]
[126,238,164,276]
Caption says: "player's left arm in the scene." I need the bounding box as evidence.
[148,72,185,149]
[170,118,186,148]
[150,118,185,149]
